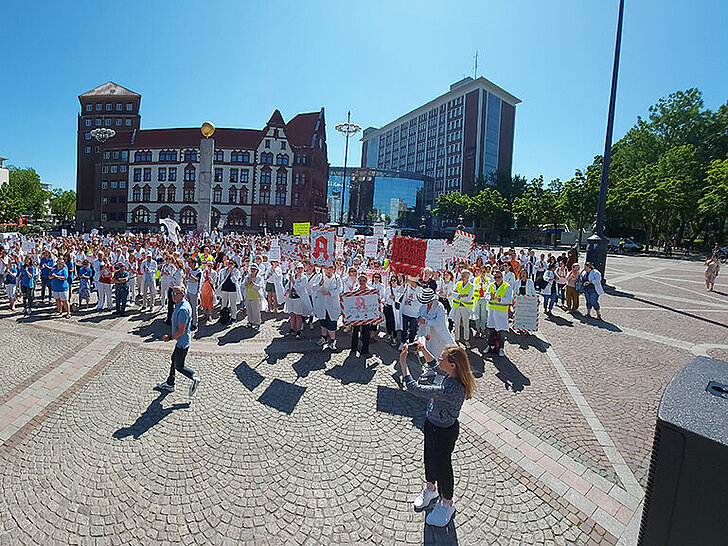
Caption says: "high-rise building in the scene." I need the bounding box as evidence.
[360,76,520,207]
[75,82,329,231]
[0,157,9,188]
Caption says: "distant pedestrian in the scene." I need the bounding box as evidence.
[580,262,604,320]
[78,260,93,309]
[50,256,71,318]
[565,264,580,312]
[705,254,720,292]
[113,262,130,316]
[19,256,36,315]
[155,285,201,396]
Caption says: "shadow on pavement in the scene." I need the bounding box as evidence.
[507,331,549,353]
[112,392,190,440]
[233,361,265,391]
[609,289,727,330]
[217,324,257,346]
[491,355,531,393]
[375,385,426,431]
[324,354,377,385]
[257,379,306,415]
[423,517,459,545]
[292,352,330,378]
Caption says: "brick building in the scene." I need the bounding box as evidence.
[75,82,329,232]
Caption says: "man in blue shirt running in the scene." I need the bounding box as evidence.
[155,285,201,396]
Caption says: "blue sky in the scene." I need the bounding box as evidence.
[2,0,726,191]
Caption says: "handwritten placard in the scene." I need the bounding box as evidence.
[512,294,539,332]
[268,244,281,262]
[451,230,475,262]
[293,222,310,235]
[390,235,427,276]
[340,289,382,326]
[373,222,385,239]
[280,235,300,260]
[364,236,378,258]
[335,236,344,259]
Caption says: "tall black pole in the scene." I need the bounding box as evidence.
[339,110,351,224]
[586,0,625,280]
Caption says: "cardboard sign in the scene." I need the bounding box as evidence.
[280,235,300,260]
[386,229,396,241]
[425,239,449,270]
[309,226,335,267]
[390,235,427,276]
[268,245,281,262]
[340,289,382,326]
[293,222,310,235]
[335,236,344,259]
[512,294,539,332]
[373,222,385,239]
[451,230,475,263]
[364,236,378,258]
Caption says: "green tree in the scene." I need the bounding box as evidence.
[2,167,50,221]
[559,166,599,246]
[512,176,546,228]
[0,183,25,222]
[466,187,508,235]
[50,189,77,225]
[699,158,728,244]
[433,191,469,221]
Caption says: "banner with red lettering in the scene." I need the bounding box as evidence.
[340,289,382,326]
[390,235,427,276]
[309,226,336,267]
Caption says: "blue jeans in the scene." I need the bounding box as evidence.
[402,314,419,343]
[167,346,195,386]
[543,291,558,312]
[41,276,52,300]
[584,287,600,311]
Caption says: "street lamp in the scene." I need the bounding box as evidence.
[420,215,427,238]
[334,112,362,225]
[586,0,625,281]
[91,127,116,228]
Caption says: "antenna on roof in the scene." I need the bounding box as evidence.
[473,49,479,79]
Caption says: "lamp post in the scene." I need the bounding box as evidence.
[586,0,625,281]
[334,112,362,225]
[91,127,116,228]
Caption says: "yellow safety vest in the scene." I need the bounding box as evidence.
[473,275,490,301]
[452,280,474,309]
[488,282,510,312]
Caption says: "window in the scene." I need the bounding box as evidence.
[276,171,287,185]
[85,104,92,112]
[159,150,177,162]
[84,146,91,154]
[116,103,122,111]
[115,119,122,127]
[260,169,271,184]
[275,217,284,228]
[158,168,167,181]
[142,186,151,201]
[113,151,119,159]
[229,169,238,182]
[228,186,237,203]
[275,192,286,206]
[106,103,112,111]
[95,118,102,127]
[143,168,151,181]
[85,119,92,127]
[231,151,243,163]
[180,208,196,226]
[105,119,112,127]
[121,151,128,161]
[104,151,111,160]
[134,151,152,162]
[214,168,223,182]
[183,188,194,202]
[184,150,198,162]
[168,168,177,181]
[125,119,132,127]
[102,166,108,174]
[126,103,133,111]
[84,132,91,140]
[214,150,224,162]
[167,186,175,201]
[241,170,249,183]
[184,167,195,181]
[95,104,102,111]
[119,181,126,189]
[260,152,273,164]
[132,187,141,202]
[265,139,270,148]
[157,186,166,202]
[240,187,248,204]
[294,192,300,205]
[101,181,108,189]
[132,208,149,224]
[260,191,270,204]
[94,145,100,153]
[101,213,107,222]
[213,186,222,203]
[276,154,289,165]
[111,166,118,173]
[281,142,286,150]
[243,152,250,163]
[120,165,127,173]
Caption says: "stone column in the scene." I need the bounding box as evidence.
[198,137,214,234]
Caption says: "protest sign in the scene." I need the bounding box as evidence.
[385,228,396,241]
[373,222,385,239]
[280,235,301,260]
[451,230,475,262]
[82,234,90,242]
[335,236,344,259]
[364,236,378,258]
[61,229,67,237]
[21,239,34,253]
[425,239,449,270]
[390,235,427,276]
[340,289,382,326]
[309,226,335,267]
[293,222,310,235]
[268,244,281,262]
[343,227,356,240]
[512,295,539,332]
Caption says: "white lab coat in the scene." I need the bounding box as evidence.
[512,279,536,296]
[486,281,514,332]
[315,273,342,321]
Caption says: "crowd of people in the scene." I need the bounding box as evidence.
[0,229,632,528]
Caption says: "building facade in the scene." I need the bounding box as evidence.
[0,157,8,188]
[327,167,428,225]
[360,76,520,207]
[75,82,329,232]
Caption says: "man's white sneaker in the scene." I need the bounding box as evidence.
[425,501,456,526]
[189,376,201,397]
[316,337,327,346]
[498,348,505,357]
[155,381,175,392]
[413,486,439,510]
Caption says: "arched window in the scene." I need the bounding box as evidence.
[276,154,289,166]
[242,151,250,163]
[142,185,151,201]
[276,170,287,185]
[167,186,175,202]
[132,186,141,202]
[179,207,197,226]
[214,150,224,162]
[212,185,222,203]
[183,150,198,162]
[156,207,174,222]
[260,152,273,164]
[228,186,237,203]
[231,151,243,163]
[260,168,271,184]
[240,186,248,204]
[211,208,221,229]
[183,180,195,202]
[227,208,247,227]
[132,207,150,224]
[157,185,165,202]
[275,191,286,206]
[274,216,284,229]
[184,166,196,181]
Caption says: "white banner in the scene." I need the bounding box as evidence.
[373,222,385,239]
[343,227,356,240]
[364,236,378,258]
[310,227,335,267]
[512,295,539,332]
[280,235,300,260]
[385,228,396,241]
[335,236,344,259]
[268,245,281,262]
[340,289,382,326]
[451,230,474,262]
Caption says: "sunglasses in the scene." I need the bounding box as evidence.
[171,291,182,296]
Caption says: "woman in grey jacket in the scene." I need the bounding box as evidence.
[399,341,475,527]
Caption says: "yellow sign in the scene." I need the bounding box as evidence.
[293,222,310,235]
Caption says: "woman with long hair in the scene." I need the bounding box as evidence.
[705,254,720,292]
[399,342,475,527]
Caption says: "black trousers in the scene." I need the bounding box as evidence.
[383,305,396,336]
[167,346,194,386]
[351,324,372,352]
[165,288,174,323]
[424,418,459,500]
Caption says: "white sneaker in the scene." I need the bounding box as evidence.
[155,381,174,392]
[189,376,201,397]
[498,348,505,357]
[316,337,327,346]
[426,501,456,527]
[464,341,471,349]
[328,340,337,351]
[413,486,439,510]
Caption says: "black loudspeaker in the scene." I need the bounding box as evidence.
[638,357,728,546]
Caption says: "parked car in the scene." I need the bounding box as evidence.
[608,238,642,252]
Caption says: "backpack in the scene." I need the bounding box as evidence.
[534,271,547,291]
[219,307,231,325]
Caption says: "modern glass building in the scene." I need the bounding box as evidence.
[327,167,429,225]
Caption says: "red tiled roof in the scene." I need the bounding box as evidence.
[285,110,323,147]
[267,110,285,127]
[132,128,263,149]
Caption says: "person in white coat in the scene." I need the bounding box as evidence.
[416,288,456,378]
[581,262,605,320]
[315,264,342,351]
[512,268,536,296]
[486,270,513,357]
[285,263,312,339]
[215,258,241,322]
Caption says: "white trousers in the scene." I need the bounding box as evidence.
[141,281,156,308]
[451,305,471,341]
[96,283,113,309]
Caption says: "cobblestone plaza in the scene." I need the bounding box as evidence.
[0,254,726,545]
